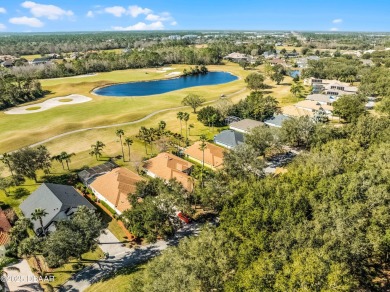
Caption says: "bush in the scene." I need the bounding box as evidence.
[13,187,30,199]
[100,201,117,216]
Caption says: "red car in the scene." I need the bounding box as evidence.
[177,212,190,224]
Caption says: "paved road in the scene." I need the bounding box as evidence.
[27,87,247,149]
[59,223,201,292]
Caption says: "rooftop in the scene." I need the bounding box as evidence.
[90,167,144,213]
[264,114,291,127]
[144,153,194,192]
[20,183,95,234]
[184,141,225,169]
[78,161,119,184]
[214,130,244,149]
[229,118,264,133]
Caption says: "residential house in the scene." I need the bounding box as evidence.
[144,153,194,192]
[264,114,291,128]
[20,183,95,236]
[269,58,287,66]
[1,60,14,68]
[31,57,51,65]
[78,160,119,185]
[229,119,264,133]
[306,94,337,105]
[214,130,244,149]
[184,141,225,170]
[294,100,333,115]
[0,208,12,256]
[223,52,249,62]
[90,167,144,215]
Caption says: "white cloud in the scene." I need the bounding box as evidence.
[112,21,164,31]
[9,16,44,27]
[145,12,173,22]
[104,6,127,17]
[128,5,152,18]
[86,11,94,18]
[332,18,343,24]
[0,7,6,14]
[330,27,339,31]
[21,1,73,20]
[171,21,177,26]
[0,23,6,30]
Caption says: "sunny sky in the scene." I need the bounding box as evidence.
[0,0,389,32]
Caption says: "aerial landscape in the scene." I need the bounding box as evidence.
[0,1,389,291]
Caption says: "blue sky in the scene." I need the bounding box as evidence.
[0,0,389,32]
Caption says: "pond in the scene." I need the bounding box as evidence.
[93,71,238,96]
[289,70,301,78]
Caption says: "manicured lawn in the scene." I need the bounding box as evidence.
[0,64,248,153]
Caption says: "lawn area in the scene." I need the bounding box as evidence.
[85,264,144,292]
[20,54,42,61]
[0,63,248,153]
[28,247,104,291]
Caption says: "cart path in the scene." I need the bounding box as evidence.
[28,87,246,148]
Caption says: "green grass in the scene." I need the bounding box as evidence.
[39,247,104,289]
[0,64,249,153]
[26,106,42,111]
[85,264,145,292]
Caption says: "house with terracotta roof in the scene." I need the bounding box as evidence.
[184,141,225,170]
[0,208,12,255]
[90,167,144,215]
[143,153,194,192]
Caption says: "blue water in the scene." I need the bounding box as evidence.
[289,70,301,78]
[93,72,238,96]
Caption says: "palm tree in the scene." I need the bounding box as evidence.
[31,208,48,237]
[188,123,194,136]
[199,135,207,188]
[60,152,75,170]
[0,153,16,184]
[52,154,65,169]
[177,112,184,136]
[116,129,125,162]
[124,137,133,162]
[90,141,105,160]
[290,81,305,100]
[137,127,149,154]
[182,112,190,142]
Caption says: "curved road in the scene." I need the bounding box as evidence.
[28,87,247,149]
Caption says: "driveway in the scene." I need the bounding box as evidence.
[3,259,42,292]
[59,223,200,292]
[97,229,129,258]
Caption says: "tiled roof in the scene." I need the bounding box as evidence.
[229,119,264,133]
[144,153,194,192]
[184,141,225,169]
[90,168,144,213]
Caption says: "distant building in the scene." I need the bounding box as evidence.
[90,167,144,215]
[223,52,250,63]
[229,118,264,134]
[144,153,194,192]
[20,183,95,236]
[214,130,244,149]
[184,141,225,170]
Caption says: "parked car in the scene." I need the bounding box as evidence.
[177,211,191,224]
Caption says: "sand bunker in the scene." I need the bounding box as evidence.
[4,94,92,115]
[166,72,181,76]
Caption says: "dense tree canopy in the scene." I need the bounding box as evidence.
[120,114,390,291]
